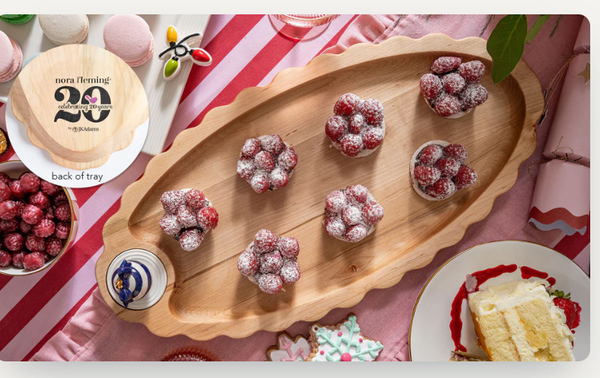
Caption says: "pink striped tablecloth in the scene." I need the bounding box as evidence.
[0,14,589,361]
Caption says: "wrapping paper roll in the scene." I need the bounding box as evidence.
[543,53,590,166]
[574,17,590,54]
[529,159,589,235]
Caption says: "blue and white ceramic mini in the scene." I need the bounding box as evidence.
[111,259,152,308]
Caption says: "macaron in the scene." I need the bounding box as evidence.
[0,31,23,83]
[103,15,154,67]
[0,14,35,24]
[38,14,89,45]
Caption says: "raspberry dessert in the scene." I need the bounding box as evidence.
[159,189,218,252]
[325,93,386,158]
[410,140,478,201]
[0,171,72,272]
[237,229,300,294]
[237,135,298,193]
[323,185,384,243]
[420,57,488,118]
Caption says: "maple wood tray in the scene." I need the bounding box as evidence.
[96,34,543,340]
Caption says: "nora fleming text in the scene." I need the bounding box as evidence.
[55,76,112,85]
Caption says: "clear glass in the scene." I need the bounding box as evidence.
[268,14,340,41]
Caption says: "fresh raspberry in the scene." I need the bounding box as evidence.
[435,158,461,178]
[45,236,64,257]
[260,135,284,155]
[54,203,71,222]
[460,84,488,109]
[345,184,369,204]
[53,192,68,206]
[160,190,185,214]
[342,206,363,226]
[324,216,346,238]
[15,200,26,217]
[338,134,364,158]
[0,173,10,186]
[363,202,384,225]
[278,147,298,171]
[23,251,45,271]
[434,178,456,200]
[179,229,204,251]
[433,94,461,117]
[32,219,55,238]
[197,206,219,231]
[458,60,485,83]
[21,204,44,225]
[0,182,11,202]
[359,99,384,126]
[0,250,11,267]
[237,157,257,180]
[345,225,368,243]
[419,144,444,166]
[8,180,24,199]
[362,127,385,150]
[454,165,478,190]
[4,233,23,251]
[280,261,301,284]
[160,214,182,236]
[425,185,437,198]
[45,207,55,220]
[19,173,41,193]
[26,234,45,252]
[258,273,283,294]
[259,251,283,274]
[184,189,206,210]
[250,171,270,193]
[237,250,259,277]
[29,191,51,210]
[176,205,197,229]
[431,56,461,74]
[325,116,349,142]
[348,113,365,134]
[414,165,441,187]
[0,200,18,220]
[43,252,53,263]
[254,151,275,172]
[40,180,61,196]
[11,251,26,268]
[253,229,279,254]
[278,237,300,259]
[442,73,466,95]
[20,220,32,234]
[420,73,443,101]
[55,222,71,239]
[444,144,468,162]
[269,168,289,189]
[0,219,18,233]
[325,190,348,214]
[240,138,262,158]
[334,93,362,116]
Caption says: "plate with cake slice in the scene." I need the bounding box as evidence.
[409,240,589,361]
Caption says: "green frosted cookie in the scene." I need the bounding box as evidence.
[0,15,35,24]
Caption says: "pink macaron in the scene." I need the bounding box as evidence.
[103,14,154,67]
[0,31,23,82]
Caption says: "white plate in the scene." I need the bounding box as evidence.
[409,241,590,361]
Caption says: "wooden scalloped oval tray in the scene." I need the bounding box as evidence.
[96,34,543,340]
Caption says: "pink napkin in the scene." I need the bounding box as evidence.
[32,14,585,362]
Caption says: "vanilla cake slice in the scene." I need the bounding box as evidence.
[468,279,574,361]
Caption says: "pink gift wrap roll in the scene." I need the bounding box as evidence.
[574,16,590,54]
[529,159,589,235]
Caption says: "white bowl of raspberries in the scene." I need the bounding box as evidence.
[420,56,488,118]
[0,161,78,275]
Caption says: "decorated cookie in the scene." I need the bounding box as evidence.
[267,332,310,362]
[409,140,477,201]
[420,56,488,118]
[325,93,385,158]
[323,185,384,243]
[307,314,384,362]
[160,25,212,80]
[237,135,298,193]
[159,189,218,251]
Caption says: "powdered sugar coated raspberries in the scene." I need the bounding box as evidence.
[184,189,207,211]
[363,202,385,225]
[436,158,461,178]
[345,225,368,243]
[444,144,468,162]
[55,222,71,239]
[161,190,186,214]
[419,144,444,166]
[460,84,488,109]
[324,216,346,238]
[359,99,384,126]
[45,236,64,257]
[0,250,10,267]
[458,60,485,83]
[160,214,182,236]
[433,94,462,117]
[23,252,45,271]
[29,191,50,210]
[348,113,366,134]
[442,73,466,95]
[363,127,385,150]
[179,229,204,252]
[325,116,349,142]
[253,229,279,254]
[342,206,363,226]
[334,93,362,116]
[258,274,283,295]
[420,73,443,101]
[19,173,41,193]
[433,178,457,200]
[345,184,369,204]
[176,205,197,229]
[240,138,262,158]
[197,206,219,231]
[259,251,283,274]
[431,56,461,74]
[255,151,275,172]
[4,232,23,251]
[455,165,478,190]
[269,168,289,189]
[280,261,300,284]
[237,157,256,180]
[26,234,45,252]
[413,165,441,187]
[278,237,300,259]
[278,147,298,171]
[237,249,259,277]
[250,171,270,193]
[21,204,44,225]
[338,134,364,158]
[32,219,56,238]
[325,190,348,213]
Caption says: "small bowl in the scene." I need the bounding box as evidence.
[0,160,79,276]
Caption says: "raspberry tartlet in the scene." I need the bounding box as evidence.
[323,185,384,243]
[420,57,488,118]
[325,93,386,158]
[410,140,478,201]
[237,135,298,193]
[237,229,300,294]
[159,189,219,252]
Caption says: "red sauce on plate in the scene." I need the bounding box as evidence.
[520,266,556,286]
